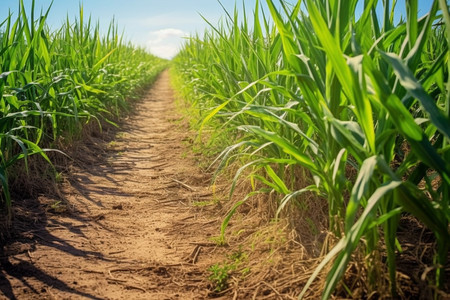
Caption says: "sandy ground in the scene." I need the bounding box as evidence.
[0,70,226,299]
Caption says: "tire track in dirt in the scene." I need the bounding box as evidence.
[1,70,224,300]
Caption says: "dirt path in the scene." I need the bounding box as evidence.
[1,70,224,299]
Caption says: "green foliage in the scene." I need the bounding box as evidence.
[208,247,248,292]
[174,0,450,298]
[208,263,231,292]
[0,0,168,216]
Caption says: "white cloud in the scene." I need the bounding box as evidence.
[125,14,202,29]
[148,28,187,44]
[145,28,189,59]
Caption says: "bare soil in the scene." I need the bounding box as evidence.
[0,70,227,299]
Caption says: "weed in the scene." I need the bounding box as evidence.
[208,263,231,292]
[208,247,250,292]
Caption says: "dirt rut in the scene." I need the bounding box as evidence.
[1,70,223,300]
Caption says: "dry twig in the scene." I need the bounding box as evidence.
[171,178,196,192]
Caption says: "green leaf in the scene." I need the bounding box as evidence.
[242,125,317,172]
[380,51,450,140]
[345,156,378,232]
[264,165,291,194]
[321,180,402,300]
[92,48,117,71]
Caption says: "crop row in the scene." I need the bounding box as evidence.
[0,1,167,218]
[174,0,449,298]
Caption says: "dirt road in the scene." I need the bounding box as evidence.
[0,70,223,299]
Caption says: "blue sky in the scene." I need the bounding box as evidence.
[0,1,435,59]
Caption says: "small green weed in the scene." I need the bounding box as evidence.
[208,247,250,292]
[49,201,67,213]
[192,200,215,207]
[228,246,247,263]
[208,263,231,292]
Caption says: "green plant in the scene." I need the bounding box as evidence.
[174,0,450,298]
[208,263,232,292]
[208,247,249,292]
[0,0,168,218]
[228,245,247,263]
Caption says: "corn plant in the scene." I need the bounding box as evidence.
[0,0,167,219]
[174,0,449,298]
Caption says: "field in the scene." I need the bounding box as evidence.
[1,0,449,299]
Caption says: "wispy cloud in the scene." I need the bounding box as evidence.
[128,14,202,28]
[145,28,189,59]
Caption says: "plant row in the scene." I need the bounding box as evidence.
[0,1,168,217]
[173,0,449,298]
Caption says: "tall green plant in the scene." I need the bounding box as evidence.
[174,0,449,298]
[0,0,168,218]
